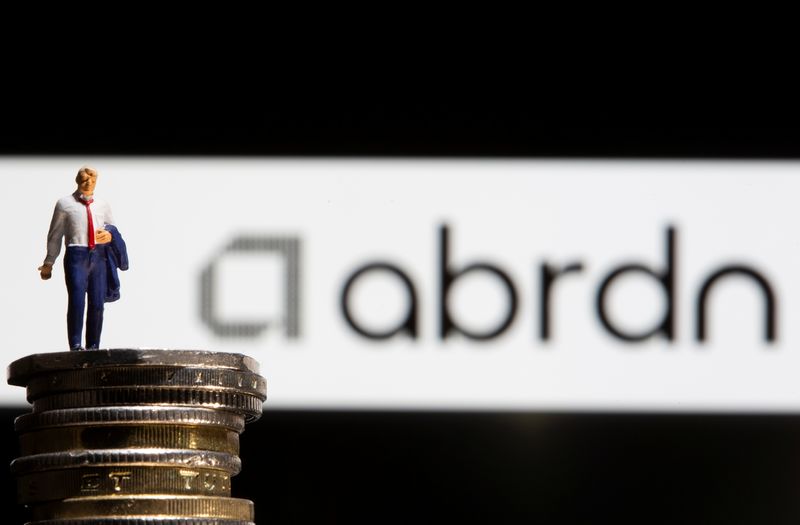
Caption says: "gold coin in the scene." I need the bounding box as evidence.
[19,520,254,525]
[18,465,232,504]
[19,425,239,455]
[11,450,241,476]
[30,495,254,521]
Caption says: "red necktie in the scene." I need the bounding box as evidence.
[82,198,95,250]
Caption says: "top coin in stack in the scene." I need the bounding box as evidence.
[8,349,267,422]
[7,349,262,385]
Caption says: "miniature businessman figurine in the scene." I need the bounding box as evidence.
[39,166,128,350]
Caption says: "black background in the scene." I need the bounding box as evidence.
[4,95,800,524]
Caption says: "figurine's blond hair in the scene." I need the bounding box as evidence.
[75,166,98,184]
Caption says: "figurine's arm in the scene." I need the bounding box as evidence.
[39,203,66,280]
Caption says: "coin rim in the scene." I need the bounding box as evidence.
[8,349,261,386]
[30,495,254,521]
[17,464,233,503]
[31,389,264,418]
[15,407,246,433]
[25,517,255,525]
[18,425,240,456]
[11,449,242,475]
[24,367,267,401]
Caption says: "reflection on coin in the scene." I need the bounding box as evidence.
[25,366,267,401]
[31,496,254,521]
[8,349,261,386]
[11,449,242,476]
[32,388,264,420]
[15,407,246,433]
[19,425,239,455]
[18,465,232,503]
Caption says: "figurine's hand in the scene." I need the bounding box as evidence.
[38,264,52,280]
[95,230,112,245]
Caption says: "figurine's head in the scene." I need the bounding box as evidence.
[75,166,98,197]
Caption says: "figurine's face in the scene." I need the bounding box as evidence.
[77,170,97,196]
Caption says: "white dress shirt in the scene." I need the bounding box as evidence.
[44,191,115,265]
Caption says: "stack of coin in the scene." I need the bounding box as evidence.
[7,349,267,525]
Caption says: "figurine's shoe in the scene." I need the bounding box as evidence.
[69,345,84,351]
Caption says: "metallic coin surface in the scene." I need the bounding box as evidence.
[26,517,255,525]
[19,425,239,455]
[8,349,261,386]
[8,349,265,522]
[27,517,255,525]
[18,465,233,503]
[32,388,264,419]
[25,366,267,401]
[15,407,246,433]
[11,450,241,475]
[30,496,254,521]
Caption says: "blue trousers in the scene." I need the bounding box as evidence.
[64,246,106,350]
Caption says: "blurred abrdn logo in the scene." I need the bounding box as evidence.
[199,224,777,344]
[200,236,301,338]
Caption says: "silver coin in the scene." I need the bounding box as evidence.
[26,518,255,525]
[25,367,267,401]
[32,389,263,420]
[15,407,246,433]
[11,449,241,475]
[9,349,261,386]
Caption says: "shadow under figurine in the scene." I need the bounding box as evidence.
[38,166,129,351]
